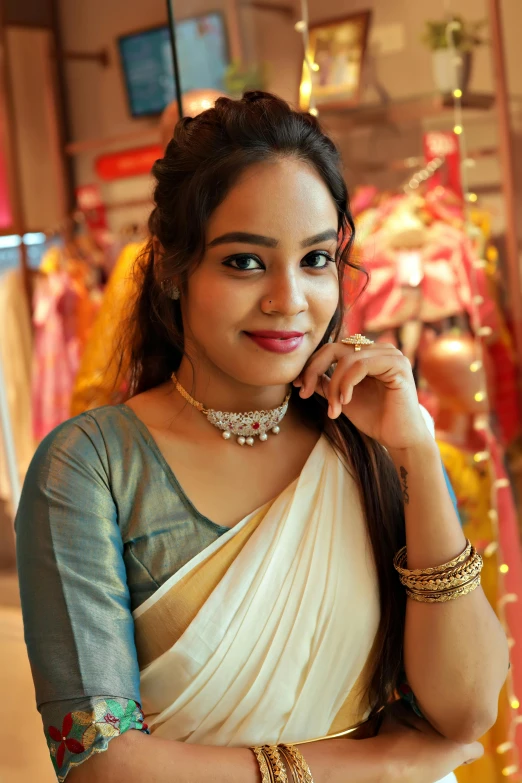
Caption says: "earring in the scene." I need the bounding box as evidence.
[161,281,180,300]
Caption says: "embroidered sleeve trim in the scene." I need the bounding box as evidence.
[46,698,149,781]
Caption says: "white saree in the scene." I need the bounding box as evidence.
[133,435,456,782]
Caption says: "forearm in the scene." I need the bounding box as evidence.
[388,440,509,742]
[67,730,391,783]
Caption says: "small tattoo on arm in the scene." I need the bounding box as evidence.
[399,466,410,504]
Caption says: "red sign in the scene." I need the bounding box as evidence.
[95,145,162,181]
[76,184,108,236]
[423,131,462,198]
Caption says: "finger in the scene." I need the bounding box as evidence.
[325,353,412,418]
[300,345,399,400]
[461,742,484,766]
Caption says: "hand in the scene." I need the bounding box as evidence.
[300,725,483,783]
[295,342,431,451]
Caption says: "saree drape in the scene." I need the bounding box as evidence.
[133,435,456,781]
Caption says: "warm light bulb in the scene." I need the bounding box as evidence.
[300,80,312,99]
[502,764,519,776]
[510,698,520,709]
[467,192,478,203]
[500,564,510,575]
[311,62,320,72]
[309,107,319,117]
[473,451,490,463]
[497,742,514,754]
[454,125,463,135]
[474,391,486,403]
[294,20,307,32]
[470,360,482,372]
[484,541,499,557]
[453,88,463,98]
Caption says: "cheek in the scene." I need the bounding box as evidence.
[184,277,251,334]
[308,276,340,323]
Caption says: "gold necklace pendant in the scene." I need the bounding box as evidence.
[171,373,291,446]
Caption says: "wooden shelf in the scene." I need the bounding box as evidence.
[318,92,496,127]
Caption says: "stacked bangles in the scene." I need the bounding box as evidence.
[393,539,483,603]
[251,744,314,783]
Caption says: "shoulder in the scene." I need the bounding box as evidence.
[23,406,137,489]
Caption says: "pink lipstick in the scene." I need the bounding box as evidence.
[245,330,305,354]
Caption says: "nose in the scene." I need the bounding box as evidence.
[261,269,309,317]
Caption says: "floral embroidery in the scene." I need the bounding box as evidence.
[48,714,85,769]
[47,698,147,781]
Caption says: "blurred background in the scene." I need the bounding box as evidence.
[1,0,522,780]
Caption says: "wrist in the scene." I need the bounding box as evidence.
[387,437,439,468]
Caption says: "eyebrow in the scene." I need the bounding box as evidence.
[207,228,338,250]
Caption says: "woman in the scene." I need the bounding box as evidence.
[16,93,507,783]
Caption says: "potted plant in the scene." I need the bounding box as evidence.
[422,16,487,95]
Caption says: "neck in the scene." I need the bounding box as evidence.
[175,356,290,413]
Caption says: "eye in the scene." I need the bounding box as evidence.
[223,254,264,271]
[302,251,335,269]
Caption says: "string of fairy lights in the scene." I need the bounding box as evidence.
[447,18,520,780]
[294,8,522,778]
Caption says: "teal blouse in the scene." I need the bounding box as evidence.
[15,405,459,781]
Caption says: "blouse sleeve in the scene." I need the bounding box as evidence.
[15,415,149,782]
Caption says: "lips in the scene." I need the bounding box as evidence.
[244,330,305,354]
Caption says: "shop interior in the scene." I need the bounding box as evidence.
[1,0,522,780]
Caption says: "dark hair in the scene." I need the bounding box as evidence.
[123,92,405,719]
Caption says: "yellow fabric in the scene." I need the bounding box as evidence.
[439,441,513,783]
[70,243,145,416]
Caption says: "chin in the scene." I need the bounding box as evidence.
[222,355,307,389]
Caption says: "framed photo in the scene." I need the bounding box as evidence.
[300,11,372,111]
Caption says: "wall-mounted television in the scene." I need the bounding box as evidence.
[118,12,229,118]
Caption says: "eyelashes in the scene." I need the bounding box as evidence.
[223,250,335,272]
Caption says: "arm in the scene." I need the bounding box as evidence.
[388,439,509,743]
[296,340,509,746]
[68,715,483,783]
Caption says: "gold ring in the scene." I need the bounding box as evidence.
[341,334,374,352]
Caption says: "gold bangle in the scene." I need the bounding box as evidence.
[280,745,314,783]
[394,540,472,576]
[401,551,482,583]
[406,575,481,603]
[252,746,272,783]
[278,745,301,783]
[400,555,483,592]
[263,745,289,783]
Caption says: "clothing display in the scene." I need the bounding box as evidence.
[15,404,458,781]
[0,269,34,516]
[70,242,145,416]
[32,246,102,442]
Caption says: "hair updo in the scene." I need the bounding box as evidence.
[121,92,405,722]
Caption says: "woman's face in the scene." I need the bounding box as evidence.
[182,157,340,388]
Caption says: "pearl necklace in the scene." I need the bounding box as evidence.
[171,373,291,446]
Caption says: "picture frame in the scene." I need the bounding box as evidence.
[300,11,372,111]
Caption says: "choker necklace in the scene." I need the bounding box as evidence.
[171,373,291,446]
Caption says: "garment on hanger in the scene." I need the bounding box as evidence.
[0,269,34,516]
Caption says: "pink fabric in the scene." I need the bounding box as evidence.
[345,222,475,334]
[484,429,522,760]
[32,273,81,442]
